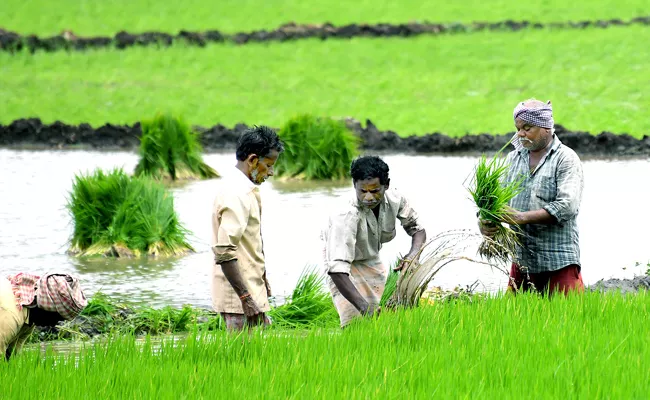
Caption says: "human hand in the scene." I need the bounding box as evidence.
[501,206,524,226]
[394,254,416,271]
[240,294,263,318]
[478,219,499,238]
[265,280,272,298]
[361,303,381,318]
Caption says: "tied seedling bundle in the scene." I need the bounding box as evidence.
[274,114,360,181]
[134,113,219,182]
[67,168,194,258]
[468,148,523,264]
[383,230,495,309]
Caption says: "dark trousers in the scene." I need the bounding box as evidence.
[507,263,584,295]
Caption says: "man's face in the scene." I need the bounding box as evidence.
[515,118,552,152]
[247,150,280,185]
[354,177,388,209]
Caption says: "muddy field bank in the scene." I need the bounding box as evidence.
[1,118,649,157]
[2,16,650,53]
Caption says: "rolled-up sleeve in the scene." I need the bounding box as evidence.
[544,152,584,225]
[397,195,424,236]
[211,194,251,263]
[323,212,358,275]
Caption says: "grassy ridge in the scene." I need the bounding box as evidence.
[1,27,648,138]
[2,0,649,35]
[4,291,650,398]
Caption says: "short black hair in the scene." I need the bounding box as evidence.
[350,156,389,185]
[236,125,284,161]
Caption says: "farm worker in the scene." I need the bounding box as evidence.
[321,156,427,328]
[211,126,284,331]
[1,272,88,361]
[479,99,585,295]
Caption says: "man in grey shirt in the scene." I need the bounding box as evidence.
[480,99,585,295]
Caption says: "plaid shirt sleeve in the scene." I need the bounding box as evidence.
[543,151,584,225]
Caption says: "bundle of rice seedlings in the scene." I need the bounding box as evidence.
[274,114,360,180]
[134,113,219,181]
[67,168,194,257]
[385,230,506,308]
[379,262,400,307]
[467,147,523,264]
[268,266,339,329]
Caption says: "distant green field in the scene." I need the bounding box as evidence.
[2,27,649,137]
[2,0,649,36]
[3,291,650,399]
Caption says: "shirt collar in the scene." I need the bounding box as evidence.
[231,166,258,191]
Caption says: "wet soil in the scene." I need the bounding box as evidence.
[2,117,649,157]
[2,16,650,53]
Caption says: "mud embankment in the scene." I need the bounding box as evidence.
[1,118,649,157]
[2,16,650,53]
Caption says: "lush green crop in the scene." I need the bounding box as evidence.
[4,291,650,398]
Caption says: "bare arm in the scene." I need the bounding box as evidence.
[220,259,263,321]
[329,273,374,315]
[507,208,556,225]
[395,229,427,271]
[262,269,271,297]
[220,259,249,297]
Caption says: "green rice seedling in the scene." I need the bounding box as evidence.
[134,113,219,181]
[3,28,650,137]
[274,114,360,181]
[268,266,339,329]
[67,168,194,257]
[467,143,524,264]
[6,291,650,398]
[27,291,224,343]
[380,268,400,307]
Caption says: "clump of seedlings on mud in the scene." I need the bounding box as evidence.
[28,292,224,343]
[274,114,360,181]
[268,266,339,329]
[467,146,523,264]
[134,113,219,181]
[29,267,340,343]
[67,168,194,258]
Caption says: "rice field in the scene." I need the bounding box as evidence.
[3,0,649,36]
[2,26,649,137]
[3,291,649,398]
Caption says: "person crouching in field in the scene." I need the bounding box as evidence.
[1,272,88,361]
[321,156,427,328]
[479,99,585,295]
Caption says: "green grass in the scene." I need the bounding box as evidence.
[267,266,339,329]
[4,291,650,398]
[67,168,194,257]
[2,27,649,137]
[275,114,360,180]
[1,0,649,36]
[134,113,219,181]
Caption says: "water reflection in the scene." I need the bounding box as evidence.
[1,148,649,309]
